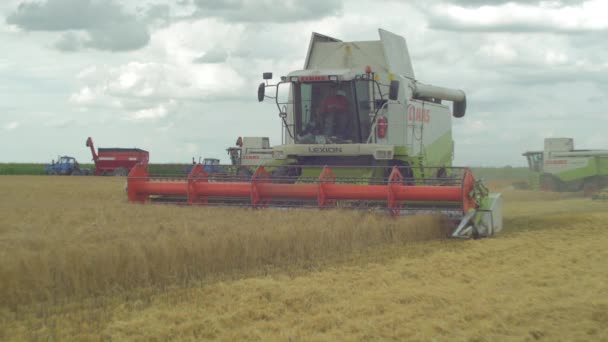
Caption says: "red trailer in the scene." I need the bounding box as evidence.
[86,137,149,176]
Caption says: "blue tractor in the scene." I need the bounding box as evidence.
[184,158,227,176]
[202,158,226,174]
[45,156,91,176]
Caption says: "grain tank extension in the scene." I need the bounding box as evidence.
[126,29,502,239]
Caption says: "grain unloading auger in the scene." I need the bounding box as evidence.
[126,28,503,239]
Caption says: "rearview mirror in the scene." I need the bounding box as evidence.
[257,83,266,102]
[388,80,399,101]
[263,72,273,80]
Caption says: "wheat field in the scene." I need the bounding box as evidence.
[1,176,607,341]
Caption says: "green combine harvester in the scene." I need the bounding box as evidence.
[127,29,503,239]
[523,137,608,196]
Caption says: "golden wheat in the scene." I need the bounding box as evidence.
[0,176,450,308]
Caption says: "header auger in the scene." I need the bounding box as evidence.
[126,28,503,239]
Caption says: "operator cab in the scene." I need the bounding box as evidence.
[523,151,543,172]
[203,158,220,166]
[293,79,378,144]
[58,156,76,165]
[258,69,398,145]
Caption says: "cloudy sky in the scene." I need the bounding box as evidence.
[1,0,606,166]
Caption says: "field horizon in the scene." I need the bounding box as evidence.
[0,162,532,178]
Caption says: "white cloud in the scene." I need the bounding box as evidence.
[584,134,608,149]
[470,119,488,133]
[128,100,175,121]
[69,86,95,104]
[193,49,228,64]
[479,42,518,62]
[429,0,608,32]
[3,121,19,130]
[190,0,343,23]
[545,50,569,65]
[68,58,249,123]
[156,121,174,132]
[118,71,138,90]
[73,61,247,103]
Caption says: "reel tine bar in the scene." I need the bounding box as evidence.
[127,164,477,214]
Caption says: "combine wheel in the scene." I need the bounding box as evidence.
[270,166,300,184]
[540,174,560,192]
[237,167,253,181]
[583,177,600,197]
[437,167,447,179]
[271,166,289,183]
[209,172,228,183]
[471,226,481,240]
[402,163,415,185]
[379,161,414,185]
[436,167,454,186]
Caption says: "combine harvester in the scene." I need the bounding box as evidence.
[523,137,608,196]
[127,29,502,239]
[227,136,274,167]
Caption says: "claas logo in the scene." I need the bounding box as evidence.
[407,105,430,123]
[545,160,567,165]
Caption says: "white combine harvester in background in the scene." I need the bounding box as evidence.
[227,136,274,166]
